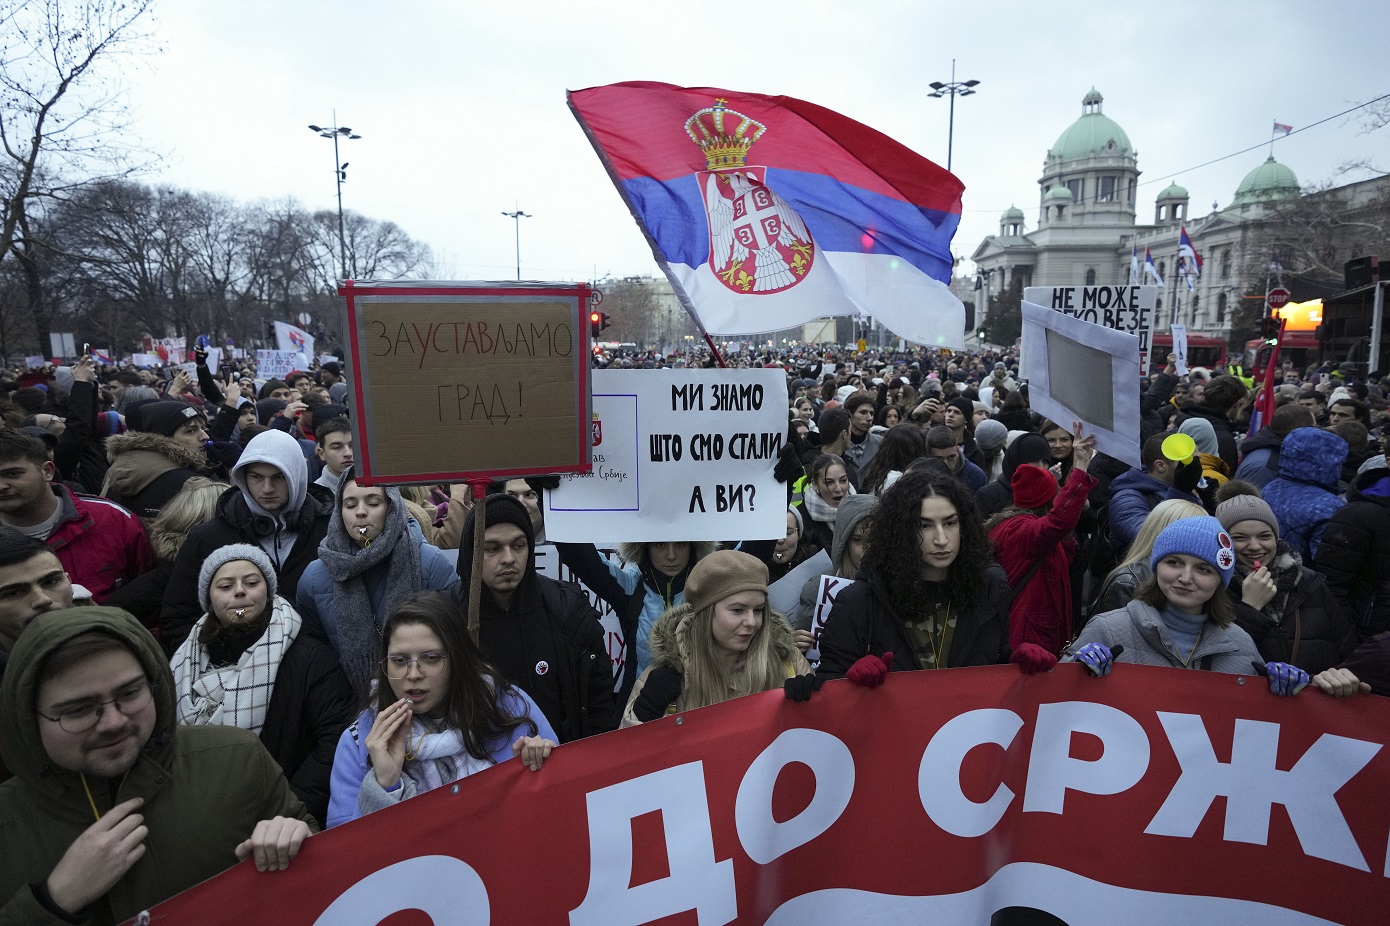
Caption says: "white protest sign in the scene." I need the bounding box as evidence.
[809,575,854,664]
[256,349,299,380]
[203,347,223,371]
[1021,300,1142,469]
[1169,324,1189,375]
[1024,284,1156,371]
[232,348,246,360]
[767,548,831,627]
[546,368,787,542]
[319,354,339,366]
[24,356,46,369]
[130,353,157,368]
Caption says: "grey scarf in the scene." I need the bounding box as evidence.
[318,486,422,698]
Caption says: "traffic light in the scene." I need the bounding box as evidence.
[977,327,988,342]
[599,312,611,334]
[590,311,601,339]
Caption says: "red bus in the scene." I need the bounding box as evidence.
[1148,333,1227,375]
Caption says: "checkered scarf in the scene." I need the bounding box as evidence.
[171,595,301,735]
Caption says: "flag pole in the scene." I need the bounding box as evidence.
[702,332,728,368]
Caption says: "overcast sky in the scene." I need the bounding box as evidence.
[120,0,1389,285]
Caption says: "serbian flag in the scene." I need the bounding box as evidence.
[1248,318,1286,435]
[1129,242,1139,283]
[273,321,314,365]
[1273,121,1293,135]
[89,348,115,365]
[1144,247,1164,287]
[568,82,966,347]
[1178,225,1202,286]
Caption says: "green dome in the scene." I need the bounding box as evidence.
[1048,89,1133,162]
[1001,203,1025,220]
[1157,181,1188,199]
[1232,155,1299,205]
[1043,184,1073,202]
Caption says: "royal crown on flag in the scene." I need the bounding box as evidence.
[684,98,766,170]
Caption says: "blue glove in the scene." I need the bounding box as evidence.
[1262,661,1310,697]
[1074,642,1117,677]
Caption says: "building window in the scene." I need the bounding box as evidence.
[1085,269,1097,285]
[1098,177,1116,202]
[1128,179,1136,202]
[1191,294,1200,327]
[1055,205,1065,219]
[1067,179,1084,202]
[1217,293,1227,324]
[1159,260,1166,277]
[1220,249,1231,280]
[1157,204,1166,221]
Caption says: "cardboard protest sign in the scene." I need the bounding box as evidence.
[1021,300,1142,468]
[1024,284,1156,371]
[255,349,299,380]
[546,368,787,542]
[130,353,157,368]
[341,280,592,484]
[1170,324,1189,375]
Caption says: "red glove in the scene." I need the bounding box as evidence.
[846,651,894,688]
[1011,643,1058,675]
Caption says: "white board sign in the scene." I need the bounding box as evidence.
[546,368,787,542]
[131,353,157,368]
[1021,300,1142,469]
[808,574,854,664]
[1169,325,1189,375]
[24,356,46,369]
[767,548,832,627]
[1024,284,1156,372]
[256,349,299,380]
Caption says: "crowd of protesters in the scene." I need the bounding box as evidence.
[0,339,1386,923]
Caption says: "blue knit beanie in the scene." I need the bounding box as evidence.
[1150,515,1236,585]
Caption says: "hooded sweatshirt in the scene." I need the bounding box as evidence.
[0,607,313,925]
[232,429,310,568]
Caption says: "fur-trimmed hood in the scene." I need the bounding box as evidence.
[645,601,800,673]
[101,430,209,498]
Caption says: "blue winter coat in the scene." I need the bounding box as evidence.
[1262,427,1348,560]
[297,537,460,652]
[1106,469,1197,551]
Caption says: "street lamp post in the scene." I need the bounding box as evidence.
[501,207,532,281]
[928,60,979,173]
[307,113,361,281]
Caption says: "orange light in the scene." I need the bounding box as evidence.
[590,312,601,323]
[1272,299,1322,332]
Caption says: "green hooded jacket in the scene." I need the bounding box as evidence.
[0,607,314,926]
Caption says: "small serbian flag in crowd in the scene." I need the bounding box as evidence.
[568,82,966,347]
[89,348,115,365]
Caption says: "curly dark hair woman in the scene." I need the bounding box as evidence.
[858,424,927,496]
[869,470,994,614]
[814,470,1010,679]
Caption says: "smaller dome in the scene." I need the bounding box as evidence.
[1157,181,1189,200]
[1044,184,1073,202]
[1082,87,1103,105]
[1001,204,1025,220]
[1232,155,1299,205]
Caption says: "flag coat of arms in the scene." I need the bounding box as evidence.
[273,321,314,368]
[568,82,966,347]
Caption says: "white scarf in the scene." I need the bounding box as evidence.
[804,482,854,525]
[402,719,493,793]
[171,595,301,735]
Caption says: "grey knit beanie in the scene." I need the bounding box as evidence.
[198,543,278,612]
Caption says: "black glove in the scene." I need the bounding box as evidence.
[783,672,824,702]
[773,434,804,485]
[632,665,683,722]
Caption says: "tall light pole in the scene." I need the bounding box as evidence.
[307,113,361,281]
[501,207,532,281]
[928,60,979,173]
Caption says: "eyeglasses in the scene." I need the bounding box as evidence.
[381,652,448,679]
[37,679,154,734]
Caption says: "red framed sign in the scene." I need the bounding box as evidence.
[339,280,593,484]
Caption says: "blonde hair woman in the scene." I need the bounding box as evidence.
[623,550,814,726]
[104,477,229,642]
[1089,498,1207,617]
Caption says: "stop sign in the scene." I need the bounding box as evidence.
[1267,287,1292,309]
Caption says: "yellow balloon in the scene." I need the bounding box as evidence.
[1162,433,1196,465]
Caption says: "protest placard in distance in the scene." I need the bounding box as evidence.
[545,368,787,542]
[1021,300,1142,468]
[255,349,299,380]
[340,280,593,484]
[1024,284,1156,371]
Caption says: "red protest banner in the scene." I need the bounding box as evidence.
[144,665,1389,926]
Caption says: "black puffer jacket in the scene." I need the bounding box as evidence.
[1313,466,1390,641]
[815,561,1010,679]
[1177,401,1239,472]
[1231,548,1356,674]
